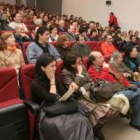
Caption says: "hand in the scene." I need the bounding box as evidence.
[69,82,78,91]
[123,73,131,78]
[77,65,83,75]
[127,84,137,91]
[103,62,109,68]
[21,33,29,38]
[44,67,55,81]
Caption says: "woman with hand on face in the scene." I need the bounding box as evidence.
[0,32,25,74]
[62,53,115,140]
[31,53,94,140]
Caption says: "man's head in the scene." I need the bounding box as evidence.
[105,34,113,44]
[68,25,75,35]
[130,35,137,43]
[15,24,24,34]
[59,19,65,28]
[13,13,21,23]
[88,51,104,67]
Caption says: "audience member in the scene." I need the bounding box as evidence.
[101,34,117,55]
[0,32,25,74]
[88,51,140,131]
[71,34,91,58]
[56,34,71,59]
[31,53,94,140]
[26,26,61,63]
[9,13,28,31]
[14,24,31,46]
[48,25,58,42]
[123,45,140,72]
[65,25,76,41]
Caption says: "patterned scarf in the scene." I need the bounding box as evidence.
[7,45,17,53]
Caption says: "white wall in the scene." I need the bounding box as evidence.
[62,0,140,32]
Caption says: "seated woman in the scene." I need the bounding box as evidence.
[48,25,58,42]
[123,45,140,72]
[109,51,140,87]
[71,34,91,58]
[31,53,94,140]
[0,32,25,74]
[26,26,61,63]
[56,34,71,59]
[61,53,115,140]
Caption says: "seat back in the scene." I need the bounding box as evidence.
[85,41,98,51]
[0,67,29,140]
[56,61,63,82]
[20,64,40,140]
[20,64,35,101]
[0,67,19,102]
[22,42,32,63]
[83,57,89,69]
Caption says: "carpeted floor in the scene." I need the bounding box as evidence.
[102,116,140,140]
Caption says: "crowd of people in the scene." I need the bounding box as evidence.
[0,2,140,140]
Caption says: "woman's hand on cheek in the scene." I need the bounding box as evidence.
[45,67,55,81]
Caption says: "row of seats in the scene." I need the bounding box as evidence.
[0,55,111,140]
[22,41,103,63]
[0,67,38,140]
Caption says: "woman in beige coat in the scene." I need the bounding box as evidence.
[0,32,25,74]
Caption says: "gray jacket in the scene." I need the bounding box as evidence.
[26,42,61,63]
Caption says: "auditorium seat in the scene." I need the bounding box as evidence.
[56,60,63,82]
[85,41,98,51]
[25,24,36,31]
[19,64,40,140]
[22,42,32,63]
[0,67,29,140]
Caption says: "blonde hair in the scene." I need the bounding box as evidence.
[0,32,13,51]
[56,34,68,47]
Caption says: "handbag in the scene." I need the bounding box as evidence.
[90,79,115,102]
[43,100,78,117]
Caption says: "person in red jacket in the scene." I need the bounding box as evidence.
[87,51,140,131]
[101,34,117,55]
[109,12,118,27]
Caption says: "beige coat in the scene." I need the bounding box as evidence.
[0,49,25,74]
[61,66,113,126]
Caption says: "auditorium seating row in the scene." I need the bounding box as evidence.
[0,54,112,140]
[22,41,103,63]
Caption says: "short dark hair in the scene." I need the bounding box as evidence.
[75,34,85,41]
[79,27,87,34]
[35,26,50,41]
[130,35,136,40]
[49,24,58,32]
[90,29,97,36]
[63,53,81,71]
[125,45,136,57]
[87,55,96,67]
[35,53,55,78]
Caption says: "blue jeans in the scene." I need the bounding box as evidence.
[116,88,140,126]
[131,81,140,88]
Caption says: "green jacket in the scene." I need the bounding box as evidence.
[71,43,91,58]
